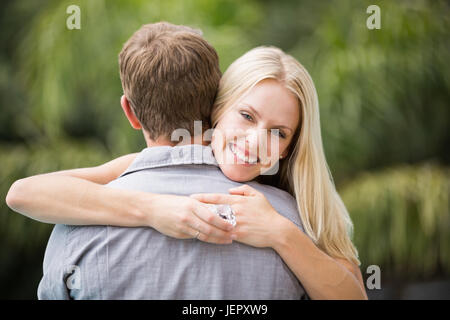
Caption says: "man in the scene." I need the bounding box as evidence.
[36,22,308,299]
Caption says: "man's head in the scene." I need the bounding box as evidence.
[118,22,221,144]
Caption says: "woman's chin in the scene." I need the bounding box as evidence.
[219,164,258,182]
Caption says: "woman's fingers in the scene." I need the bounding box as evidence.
[183,224,233,245]
[228,184,258,196]
[194,203,234,231]
[196,232,233,245]
[190,193,241,205]
[187,213,234,241]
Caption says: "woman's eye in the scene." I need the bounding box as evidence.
[240,112,253,121]
[272,130,286,139]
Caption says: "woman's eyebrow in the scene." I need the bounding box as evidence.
[272,125,293,133]
[242,103,293,134]
[243,104,260,119]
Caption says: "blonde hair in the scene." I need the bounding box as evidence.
[211,46,360,266]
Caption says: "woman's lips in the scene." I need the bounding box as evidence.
[228,143,258,165]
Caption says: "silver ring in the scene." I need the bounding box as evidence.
[195,231,200,239]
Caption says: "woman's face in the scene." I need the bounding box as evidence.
[211,79,300,182]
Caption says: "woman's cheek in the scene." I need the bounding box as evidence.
[211,128,226,156]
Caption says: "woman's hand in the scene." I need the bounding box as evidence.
[139,194,235,245]
[190,184,288,248]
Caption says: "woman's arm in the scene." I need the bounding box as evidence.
[191,184,368,300]
[5,153,141,225]
[272,218,367,300]
[5,153,234,243]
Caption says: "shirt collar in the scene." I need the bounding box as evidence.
[119,144,218,177]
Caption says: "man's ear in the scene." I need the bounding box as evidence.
[121,95,142,130]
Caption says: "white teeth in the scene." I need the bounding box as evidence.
[229,143,258,164]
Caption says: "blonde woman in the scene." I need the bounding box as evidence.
[7,46,367,299]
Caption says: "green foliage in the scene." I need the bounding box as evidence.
[0,139,112,298]
[0,139,111,248]
[286,0,450,181]
[341,163,450,279]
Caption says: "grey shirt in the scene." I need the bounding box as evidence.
[38,144,308,299]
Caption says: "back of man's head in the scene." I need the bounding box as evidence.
[119,22,221,141]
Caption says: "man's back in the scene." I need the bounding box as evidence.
[38,144,308,299]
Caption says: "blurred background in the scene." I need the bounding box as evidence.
[0,0,449,299]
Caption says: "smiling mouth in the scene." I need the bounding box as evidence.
[228,142,259,165]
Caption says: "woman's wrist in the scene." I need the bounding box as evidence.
[127,191,161,227]
[119,189,155,227]
[91,186,150,227]
[268,213,298,251]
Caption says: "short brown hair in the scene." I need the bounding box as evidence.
[119,22,221,140]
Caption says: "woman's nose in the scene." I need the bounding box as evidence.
[245,130,258,146]
[244,129,270,156]
[246,128,278,165]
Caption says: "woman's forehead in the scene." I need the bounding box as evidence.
[238,80,300,129]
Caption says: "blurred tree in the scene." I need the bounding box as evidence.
[342,163,450,280]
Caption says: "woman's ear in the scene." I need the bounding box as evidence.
[120,95,142,130]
